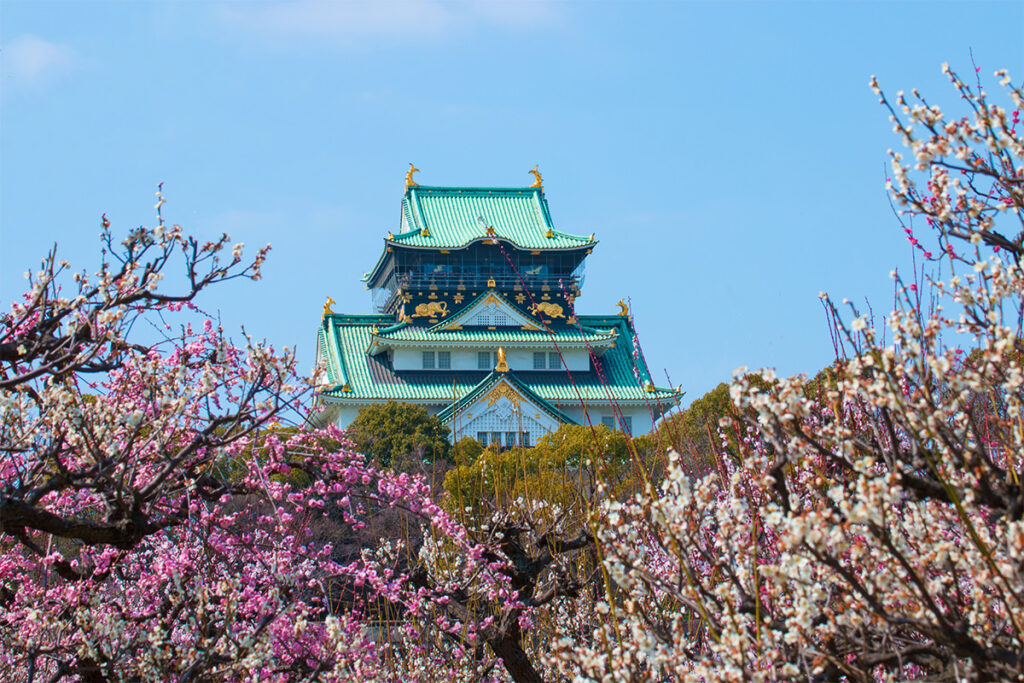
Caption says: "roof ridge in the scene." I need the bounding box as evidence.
[408,185,541,192]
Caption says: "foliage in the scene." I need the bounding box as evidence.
[655,373,775,476]
[451,435,484,467]
[443,424,642,513]
[346,400,450,470]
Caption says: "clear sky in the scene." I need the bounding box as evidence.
[2,1,1022,407]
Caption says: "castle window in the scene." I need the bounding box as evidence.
[477,351,491,369]
[548,352,560,369]
[600,415,633,434]
[477,431,489,446]
[621,416,633,435]
[533,352,546,369]
[520,431,531,448]
[506,431,518,448]
[438,351,451,369]
[422,351,435,369]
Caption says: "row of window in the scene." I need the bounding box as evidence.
[421,351,451,369]
[421,351,563,370]
[533,352,561,370]
[478,431,531,449]
[601,415,633,435]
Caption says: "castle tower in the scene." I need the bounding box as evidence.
[313,170,681,447]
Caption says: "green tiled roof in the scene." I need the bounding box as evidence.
[317,313,682,407]
[391,186,595,250]
[373,325,615,345]
[435,372,574,425]
[370,321,617,347]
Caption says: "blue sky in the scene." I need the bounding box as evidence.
[2,1,1022,406]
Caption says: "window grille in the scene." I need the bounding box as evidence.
[492,432,503,446]
[621,416,633,435]
[601,416,615,429]
[533,352,546,369]
[477,431,489,446]
[478,351,491,369]
[548,352,560,370]
[422,351,435,369]
[520,432,531,448]
[506,431,518,447]
[438,351,451,369]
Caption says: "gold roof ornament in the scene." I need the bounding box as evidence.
[645,381,656,393]
[487,277,496,288]
[530,301,565,319]
[387,231,393,239]
[322,296,336,319]
[616,298,629,316]
[495,347,509,373]
[405,163,420,188]
[528,165,543,190]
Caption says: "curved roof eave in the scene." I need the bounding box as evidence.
[363,237,598,287]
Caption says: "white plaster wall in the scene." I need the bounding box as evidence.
[556,405,655,436]
[333,405,362,431]
[391,346,591,372]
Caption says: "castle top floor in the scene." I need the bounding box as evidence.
[363,172,597,316]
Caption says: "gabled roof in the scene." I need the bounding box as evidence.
[363,290,619,354]
[317,313,682,407]
[435,372,575,425]
[433,289,540,331]
[390,186,596,250]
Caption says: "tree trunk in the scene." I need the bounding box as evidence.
[490,636,543,683]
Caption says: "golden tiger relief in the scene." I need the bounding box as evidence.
[530,302,564,319]
[412,301,448,318]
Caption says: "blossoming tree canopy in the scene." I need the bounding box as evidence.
[0,197,597,682]
[559,66,1024,682]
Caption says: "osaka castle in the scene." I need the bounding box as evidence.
[312,166,682,447]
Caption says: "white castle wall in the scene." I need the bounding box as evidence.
[390,347,591,372]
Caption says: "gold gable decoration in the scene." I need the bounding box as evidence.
[495,347,509,373]
[485,380,520,406]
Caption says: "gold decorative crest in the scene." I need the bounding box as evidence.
[405,163,420,188]
[484,380,520,406]
[528,165,543,189]
[495,347,509,373]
